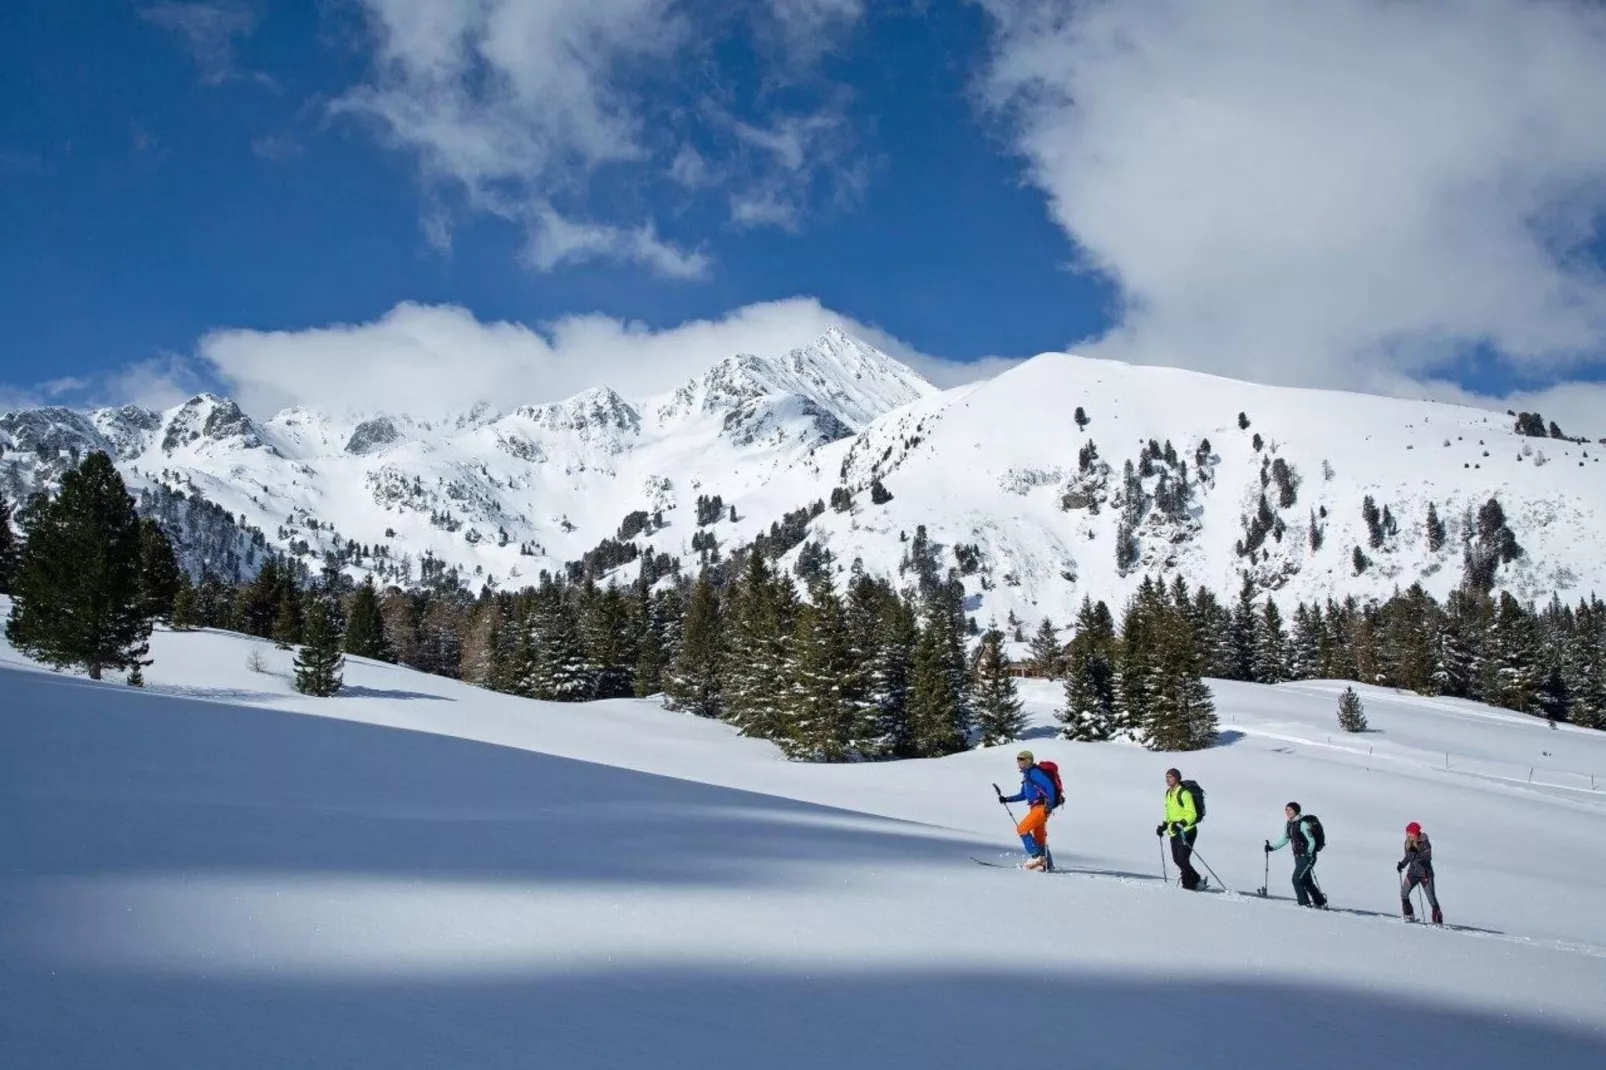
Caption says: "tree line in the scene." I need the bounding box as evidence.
[1048,573,1606,733]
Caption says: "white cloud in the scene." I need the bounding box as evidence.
[523,211,710,279]
[335,1,867,268]
[978,0,1606,391]
[101,355,209,412]
[335,0,706,275]
[179,299,950,419]
[140,2,264,85]
[724,109,861,230]
[668,147,713,189]
[759,0,865,61]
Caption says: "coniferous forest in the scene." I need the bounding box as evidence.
[6,452,1606,761]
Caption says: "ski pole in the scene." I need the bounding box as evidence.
[1190,846,1227,891]
[1258,844,1270,896]
[1159,837,1169,883]
[992,783,1017,825]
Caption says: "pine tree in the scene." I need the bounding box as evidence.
[524,581,593,701]
[721,552,795,738]
[1059,597,1116,741]
[1253,598,1288,684]
[1027,617,1064,678]
[1481,591,1539,713]
[1435,590,1485,699]
[292,600,345,696]
[866,584,918,758]
[1230,573,1258,681]
[170,573,199,631]
[0,487,20,594]
[974,627,1027,745]
[343,578,388,659]
[458,595,500,686]
[1191,587,1236,679]
[1569,598,1606,730]
[634,613,666,697]
[1114,579,1168,738]
[1142,601,1218,751]
[1289,602,1321,680]
[272,588,302,649]
[907,618,966,757]
[582,583,637,699]
[5,452,152,680]
[1536,664,1571,725]
[1337,686,1367,731]
[1426,502,1447,553]
[136,518,181,621]
[1381,583,1437,693]
[782,581,866,760]
[237,557,282,638]
[663,574,722,717]
[927,575,975,741]
[417,594,465,678]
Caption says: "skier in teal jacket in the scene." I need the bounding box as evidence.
[1265,801,1327,908]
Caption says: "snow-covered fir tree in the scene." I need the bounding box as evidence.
[344,577,389,660]
[292,600,344,697]
[662,575,722,717]
[782,580,867,761]
[720,551,796,738]
[974,627,1027,745]
[1027,616,1064,678]
[1141,596,1218,751]
[1337,686,1367,732]
[1253,598,1288,684]
[523,580,593,701]
[1059,596,1117,741]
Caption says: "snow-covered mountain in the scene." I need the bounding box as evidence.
[3,327,1604,617]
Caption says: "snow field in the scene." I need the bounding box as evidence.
[3,612,1606,1067]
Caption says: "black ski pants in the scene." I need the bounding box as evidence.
[1171,828,1201,890]
[1292,853,1325,907]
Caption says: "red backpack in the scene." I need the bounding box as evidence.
[1035,761,1065,810]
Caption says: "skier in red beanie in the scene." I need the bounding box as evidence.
[1398,822,1443,924]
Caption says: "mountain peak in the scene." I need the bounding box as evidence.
[160,394,274,456]
[651,330,933,434]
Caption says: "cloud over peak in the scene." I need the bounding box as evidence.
[980,0,1606,391]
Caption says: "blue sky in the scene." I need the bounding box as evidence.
[3,0,1605,426]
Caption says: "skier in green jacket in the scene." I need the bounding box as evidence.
[1155,767,1204,890]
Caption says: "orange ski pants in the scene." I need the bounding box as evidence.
[1016,803,1048,853]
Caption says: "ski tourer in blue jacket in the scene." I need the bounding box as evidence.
[998,751,1057,870]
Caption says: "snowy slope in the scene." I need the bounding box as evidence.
[4,332,1604,623]
[3,611,1606,1067]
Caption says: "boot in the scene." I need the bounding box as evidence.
[1401,900,1415,922]
[1431,907,1443,925]
[1024,854,1046,871]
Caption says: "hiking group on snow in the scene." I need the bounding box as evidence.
[996,752,1445,924]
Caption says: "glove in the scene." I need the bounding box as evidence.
[998,796,1010,805]
[1155,823,1166,837]
[1397,861,1406,872]
[1263,841,1272,854]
